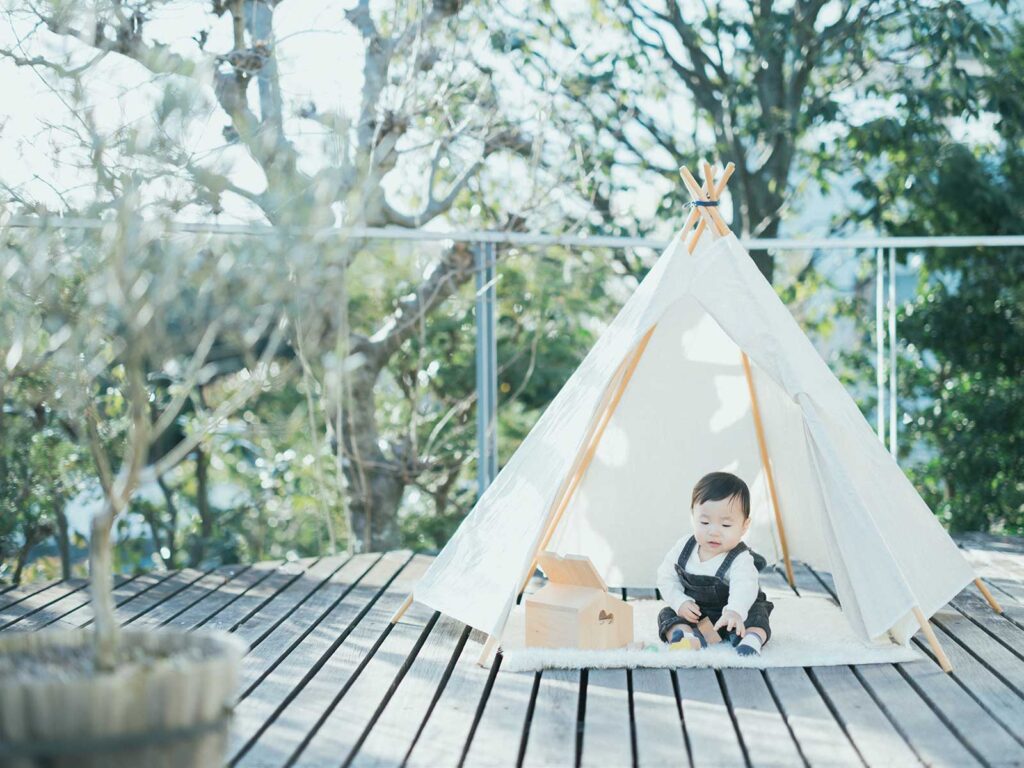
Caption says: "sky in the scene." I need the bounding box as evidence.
[0,1,367,218]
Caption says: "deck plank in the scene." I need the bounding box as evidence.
[909,621,1024,754]
[231,553,418,767]
[0,578,64,614]
[234,554,377,695]
[934,600,1024,695]
[199,558,315,634]
[229,551,409,765]
[897,656,1024,765]
[6,573,141,632]
[854,663,980,766]
[763,667,860,767]
[350,615,467,767]
[676,668,746,767]
[284,554,435,768]
[86,567,210,627]
[45,572,175,629]
[951,588,1024,663]
[0,579,90,629]
[720,668,804,767]
[126,564,250,629]
[164,561,284,631]
[580,668,633,768]
[520,668,580,768]
[806,563,1024,764]
[462,665,537,768]
[631,669,688,767]
[802,565,982,766]
[404,634,495,768]
[622,587,689,767]
[5,538,1023,768]
[231,555,352,650]
[0,576,133,631]
[807,666,920,767]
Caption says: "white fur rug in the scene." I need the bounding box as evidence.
[497,594,921,671]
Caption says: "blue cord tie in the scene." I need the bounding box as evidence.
[688,199,719,207]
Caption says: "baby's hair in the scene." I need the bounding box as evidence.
[691,471,751,519]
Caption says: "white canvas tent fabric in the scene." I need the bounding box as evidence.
[412,229,976,647]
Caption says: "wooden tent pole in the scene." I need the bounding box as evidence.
[476,324,659,666]
[680,165,730,238]
[741,353,796,588]
[682,162,735,253]
[913,606,953,673]
[389,593,413,624]
[516,324,659,596]
[974,577,1003,614]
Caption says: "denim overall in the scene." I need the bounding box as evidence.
[657,535,774,643]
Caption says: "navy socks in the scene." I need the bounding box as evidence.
[736,634,764,656]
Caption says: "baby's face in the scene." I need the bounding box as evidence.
[691,495,750,555]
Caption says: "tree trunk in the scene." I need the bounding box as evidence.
[141,501,167,565]
[55,497,72,580]
[725,157,786,285]
[746,216,779,284]
[340,362,405,552]
[90,506,119,671]
[193,447,213,565]
[346,464,405,552]
[11,530,34,585]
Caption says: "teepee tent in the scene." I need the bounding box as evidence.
[392,162,1001,672]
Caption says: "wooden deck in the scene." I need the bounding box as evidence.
[2,536,1024,767]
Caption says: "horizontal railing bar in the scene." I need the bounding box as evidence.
[8,215,1024,251]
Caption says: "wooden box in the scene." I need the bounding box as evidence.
[524,551,634,650]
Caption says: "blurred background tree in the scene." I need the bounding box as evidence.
[0,0,1022,587]
[494,0,1006,281]
[833,19,1024,533]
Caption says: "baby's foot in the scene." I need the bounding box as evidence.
[736,634,763,657]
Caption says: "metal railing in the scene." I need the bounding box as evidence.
[8,214,1024,493]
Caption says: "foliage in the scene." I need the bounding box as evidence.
[491,0,1009,280]
[833,21,1024,533]
[2,0,1023,597]
[398,246,622,550]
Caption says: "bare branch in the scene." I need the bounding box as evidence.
[150,319,222,441]
[365,242,476,365]
[140,315,291,482]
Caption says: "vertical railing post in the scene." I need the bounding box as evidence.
[888,246,898,459]
[474,241,499,497]
[875,247,886,444]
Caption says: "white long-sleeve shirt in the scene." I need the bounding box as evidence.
[655,535,761,622]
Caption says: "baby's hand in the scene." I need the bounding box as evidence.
[676,600,700,622]
[715,610,745,637]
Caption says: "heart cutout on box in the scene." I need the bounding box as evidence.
[598,610,614,624]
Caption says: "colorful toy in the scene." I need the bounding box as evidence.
[696,616,722,646]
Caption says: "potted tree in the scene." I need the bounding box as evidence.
[0,203,296,767]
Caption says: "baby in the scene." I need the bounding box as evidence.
[655,471,773,656]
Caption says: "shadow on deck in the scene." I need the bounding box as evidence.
[2,535,1024,767]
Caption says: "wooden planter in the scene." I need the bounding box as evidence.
[0,628,246,768]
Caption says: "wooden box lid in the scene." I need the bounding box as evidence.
[536,551,607,591]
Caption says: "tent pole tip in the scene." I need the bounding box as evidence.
[477,635,499,667]
[913,606,953,673]
[390,593,413,624]
[973,577,1003,614]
